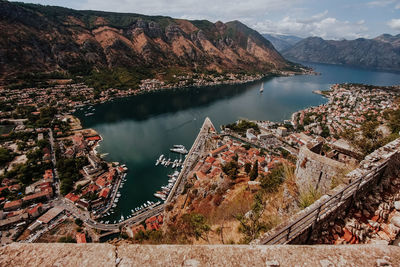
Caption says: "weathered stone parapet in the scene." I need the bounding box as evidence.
[0,243,115,267]
[0,243,399,266]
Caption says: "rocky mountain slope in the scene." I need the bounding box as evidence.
[0,1,294,83]
[282,35,400,72]
[262,34,302,52]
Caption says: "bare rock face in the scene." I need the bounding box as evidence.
[0,1,292,79]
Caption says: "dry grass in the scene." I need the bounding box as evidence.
[298,186,322,210]
[331,162,358,189]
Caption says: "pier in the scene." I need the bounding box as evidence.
[166,117,216,203]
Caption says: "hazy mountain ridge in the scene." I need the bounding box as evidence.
[0,1,293,81]
[262,33,302,52]
[282,34,400,72]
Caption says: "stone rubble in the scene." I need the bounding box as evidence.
[314,172,400,245]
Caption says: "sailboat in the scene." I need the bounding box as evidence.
[260,82,264,93]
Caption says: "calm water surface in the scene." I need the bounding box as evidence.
[75,63,400,221]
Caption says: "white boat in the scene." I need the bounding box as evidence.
[260,82,264,93]
[154,193,166,200]
[173,145,185,149]
[85,112,94,116]
[170,147,188,154]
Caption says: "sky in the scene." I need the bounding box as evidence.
[13,0,400,40]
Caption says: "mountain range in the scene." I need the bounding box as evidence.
[262,34,302,52]
[0,1,294,86]
[282,34,400,72]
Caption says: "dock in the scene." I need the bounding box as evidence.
[166,117,216,203]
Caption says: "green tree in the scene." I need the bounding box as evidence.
[181,213,211,241]
[249,160,258,181]
[222,160,239,180]
[0,147,12,167]
[260,164,285,193]
[75,218,83,227]
[244,162,252,174]
[236,192,266,243]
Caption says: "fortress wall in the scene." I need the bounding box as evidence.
[257,138,400,245]
[295,145,347,193]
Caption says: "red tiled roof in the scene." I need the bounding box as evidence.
[86,136,101,141]
[145,216,158,224]
[98,187,110,198]
[4,199,23,210]
[76,233,86,243]
[210,144,228,156]
[82,184,100,195]
[205,157,216,164]
[95,177,107,188]
[28,203,43,216]
[65,193,80,203]
[23,188,53,202]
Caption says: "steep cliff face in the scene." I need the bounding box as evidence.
[282,35,400,72]
[0,1,292,80]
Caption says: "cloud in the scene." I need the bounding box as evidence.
[253,11,369,40]
[78,0,304,22]
[388,19,400,30]
[367,0,400,8]
[367,0,394,7]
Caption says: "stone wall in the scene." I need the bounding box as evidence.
[295,145,346,193]
[256,138,400,245]
[0,243,399,266]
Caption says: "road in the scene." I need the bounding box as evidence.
[54,197,165,231]
[48,128,60,196]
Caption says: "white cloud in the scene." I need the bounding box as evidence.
[367,0,394,7]
[367,0,400,8]
[79,0,304,22]
[253,11,369,40]
[388,19,400,30]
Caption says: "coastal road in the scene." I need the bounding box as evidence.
[58,197,165,231]
[48,128,61,196]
